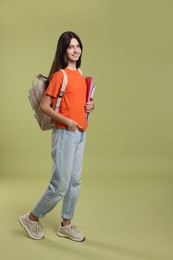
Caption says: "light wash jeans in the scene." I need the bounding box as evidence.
[32,128,86,220]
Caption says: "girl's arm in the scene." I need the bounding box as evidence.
[40,94,82,131]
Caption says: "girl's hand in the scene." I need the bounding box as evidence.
[66,119,83,131]
[85,99,95,113]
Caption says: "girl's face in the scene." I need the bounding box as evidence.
[66,38,82,64]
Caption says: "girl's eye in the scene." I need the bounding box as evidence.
[68,45,80,49]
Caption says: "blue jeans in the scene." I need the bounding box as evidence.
[32,128,86,220]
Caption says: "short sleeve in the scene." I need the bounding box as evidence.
[45,71,63,98]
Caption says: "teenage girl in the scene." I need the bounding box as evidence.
[19,31,94,242]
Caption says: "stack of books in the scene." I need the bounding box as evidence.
[85,76,96,120]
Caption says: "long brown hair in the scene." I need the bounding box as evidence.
[47,31,83,85]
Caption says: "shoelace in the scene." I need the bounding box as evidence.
[70,225,79,232]
[34,222,43,234]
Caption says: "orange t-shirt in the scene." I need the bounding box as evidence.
[45,68,88,130]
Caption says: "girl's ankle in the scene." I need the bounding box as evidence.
[29,212,39,222]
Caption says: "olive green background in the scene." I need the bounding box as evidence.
[1,0,173,259]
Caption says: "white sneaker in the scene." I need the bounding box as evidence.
[57,223,85,242]
[19,213,44,240]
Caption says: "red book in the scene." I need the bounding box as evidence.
[85,76,96,120]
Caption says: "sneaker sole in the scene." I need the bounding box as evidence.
[57,231,85,242]
[19,217,44,240]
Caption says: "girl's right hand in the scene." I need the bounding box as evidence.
[67,119,83,131]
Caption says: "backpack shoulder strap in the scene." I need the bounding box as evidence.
[78,68,84,76]
[54,69,68,112]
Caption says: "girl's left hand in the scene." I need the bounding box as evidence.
[85,99,95,113]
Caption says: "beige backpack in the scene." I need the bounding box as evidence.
[28,69,68,131]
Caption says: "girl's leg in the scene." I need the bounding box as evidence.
[32,128,78,218]
[61,130,86,222]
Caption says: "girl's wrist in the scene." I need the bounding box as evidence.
[65,118,73,128]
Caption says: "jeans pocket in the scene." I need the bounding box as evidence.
[64,128,79,141]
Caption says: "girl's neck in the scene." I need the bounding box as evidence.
[67,62,77,71]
